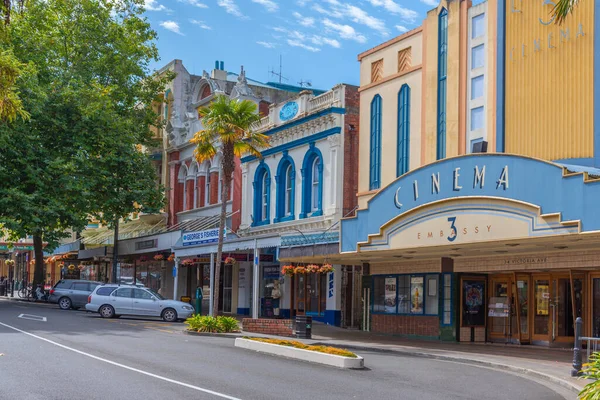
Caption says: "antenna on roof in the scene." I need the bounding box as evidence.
[269,54,288,84]
[298,79,312,88]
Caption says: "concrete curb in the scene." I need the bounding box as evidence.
[183,330,242,338]
[235,338,364,369]
[318,343,582,394]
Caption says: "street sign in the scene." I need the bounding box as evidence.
[181,228,225,247]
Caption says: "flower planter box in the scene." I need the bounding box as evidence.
[234,338,364,369]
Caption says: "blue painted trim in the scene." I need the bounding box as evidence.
[241,127,341,163]
[397,84,411,177]
[252,161,271,227]
[236,307,250,315]
[300,143,324,219]
[554,158,595,167]
[369,95,382,190]
[595,0,600,167]
[496,0,506,152]
[262,107,346,137]
[436,8,448,160]
[275,151,296,223]
[318,310,342,326]
[279,309,291,319]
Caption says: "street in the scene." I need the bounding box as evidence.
[0,300,573,400]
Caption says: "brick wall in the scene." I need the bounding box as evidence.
[371,314,440,338]
[242,318,294,337]
[209,171,219,205]
[197,176,206,208]
[459,326,485,342]
[186,179,194,210]
[343,85,360,217]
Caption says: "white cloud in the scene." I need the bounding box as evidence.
[296,0,311,5]
[395,25,408,33]
[272,26,288,33]
[178,0,208,8]
[190,19,212,29]
[287,39,320,52]
[252,0,278,12]
[323,18,367,43]
[292,11,315,27]
[345,4,388,36]
[310,35,341,48]
[367,0,418,23]
[144,0,170,12]
[420,0,439,6]
[160,20,184,35]
[312,3,344,18]
[257,41,277,48]
[217,0,246,18]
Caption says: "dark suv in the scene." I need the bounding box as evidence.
[49,280,101,310]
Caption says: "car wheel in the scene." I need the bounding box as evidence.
[162,308,177,323]
[99,305,115,318]
[58,297,72,310]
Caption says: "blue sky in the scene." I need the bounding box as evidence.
[143,0,441,89]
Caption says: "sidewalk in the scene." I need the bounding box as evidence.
[242,322,586,395]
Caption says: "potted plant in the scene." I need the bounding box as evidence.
[281,265,295,276]
[153,254,164,261]
[319,264,334,274]
[306,264,320,274]
[5,260,15,267]
[167,253,175,262]
[294,266,307,275]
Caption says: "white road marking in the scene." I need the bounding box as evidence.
[0,321,242,400]
[18,314,47,322]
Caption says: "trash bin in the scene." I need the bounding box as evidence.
[0,282,5,296]
[295,315,312,339]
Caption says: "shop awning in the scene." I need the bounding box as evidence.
[173,234,280,258]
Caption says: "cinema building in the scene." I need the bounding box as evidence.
[334,0,600,346]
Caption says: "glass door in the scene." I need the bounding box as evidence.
[219,265,232,313]
[515,276,530,344]
[295,274,306,316]
[554,274,583,343]
[489,277,511,341]
[592,276,600,337]
[533,277,550,342]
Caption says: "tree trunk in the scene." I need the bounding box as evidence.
[213,148,234,317]
[32,234,44,288]
[112,218,119,283]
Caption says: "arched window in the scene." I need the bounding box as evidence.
[252,162,271,226]
[437,8,448,160]
[397,84,411,177]
[300,144,323,219]
[275,153,296,223]
[177,164,188,213]
[369,95,382,190]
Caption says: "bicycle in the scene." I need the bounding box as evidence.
[16,283,31,299]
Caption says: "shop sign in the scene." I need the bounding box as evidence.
[0,244,34,251]
[503,257,548,266]
[135,239,157,251]
[263,266,280,279]
[182,228,225,247]
[239,267,246,289]
[328,273,334,298]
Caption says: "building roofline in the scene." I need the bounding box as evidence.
[357,27,423,62]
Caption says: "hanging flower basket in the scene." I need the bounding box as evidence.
[319,264,334,274]
[294,266,307,275]
[5,260,15,267]
[153,254,164,261]
[67,264,75,271]
[78,265,85,271]
[224,257,236,265]
[306,264,320,274]
[281,265,295,276]
[167,253,175,262]
[181,259,194,266]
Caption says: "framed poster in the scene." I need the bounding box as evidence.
[384,277,397,313]
[462,279,486,326]
[411,276,424,314]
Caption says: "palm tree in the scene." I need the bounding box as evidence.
[553,0,580,25]
[192,95,268,317]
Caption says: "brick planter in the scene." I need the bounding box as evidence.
[242,318,294,337]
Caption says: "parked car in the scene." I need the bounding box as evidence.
[85,284,194,322]
[49,280,102,310]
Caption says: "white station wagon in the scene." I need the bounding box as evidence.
[85,284,195,322]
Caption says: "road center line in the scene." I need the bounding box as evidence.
[0,321,242,400]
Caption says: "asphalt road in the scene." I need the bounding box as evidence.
[0,300,573,400]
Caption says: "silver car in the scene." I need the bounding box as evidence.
[49,280,102,310]
[85,284,195,322]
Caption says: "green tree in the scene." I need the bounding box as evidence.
[553,0,580,25]
[192,95,268,316]
[0,0,168,287]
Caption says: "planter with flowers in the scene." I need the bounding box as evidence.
[5,260,15,267]
[224,257,237,265]
[305,264,320,274]
[319,264,334,274]
[154,254,164,261]
[181,259,194,266]
[167,253,175,262]
[294,266,307,275]
[281,265,295,277]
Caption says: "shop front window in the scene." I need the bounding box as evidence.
[534,280,550,335]
[593,279,600,337]
[373,275,439,316]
